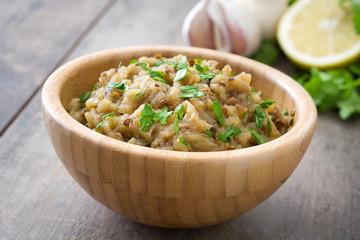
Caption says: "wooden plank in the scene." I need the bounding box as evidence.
[1,0,360,238]
[0,0,113,135]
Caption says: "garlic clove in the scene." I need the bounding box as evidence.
[182,0,215,49]
[183,0,262,56]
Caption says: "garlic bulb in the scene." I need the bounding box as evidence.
[183,0,288,56]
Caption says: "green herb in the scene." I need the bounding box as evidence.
[174,68,187,82]
[153,59,168,67]
[139,104,156,131]
[288,0,297,6]
[118,61,122,68]
[139,62,149,70]
[79,91,91,103]
[213,100,225,127]
[242,111,247,119]
[251,88,256,94]
[295,67,360,119]
[205,129,212,138]
[94,113,115,130]
[340,0,360,34]
[219,70,223,75]
[135,91,145,100]
[106,81,128,91]
[174,104,184,134]
[179,55,187,65]
[246,93,251,101]
[153,107,172,125]
[259,99,275,109]
[250,41,281,66]
[195,63,204,72]
[79,84,97,103]
[267,119,272,137]
[139,104,173,131]
[179,85,205,98]
[281,108,288,116]
[230,71,233,77]
[249,129,267,145]
[130,59,139,64]
[255,106,267,128]
[149,70,167,83]
[203,66,209,71]
[217,123,241,143]
[200,72,214,81]
[195,57,203,63]
[179,136,190,147]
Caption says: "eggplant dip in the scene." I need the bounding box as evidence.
[67,54,293,152]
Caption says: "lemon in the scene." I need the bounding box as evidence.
[277,0,360,69]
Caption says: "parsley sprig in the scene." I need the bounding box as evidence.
[254,106,267,128]
[106,81,128,91]
[139,104,172,131]
[195,63,214,81]
[174,104,184,134]
[79,84,97,103]
[249,128,267,145]
[140,62,167,83]
[174,56,189,82]
[213,100,225,127]
[94,113,115,131]
[179,85,205,98]
[217,123,241,143]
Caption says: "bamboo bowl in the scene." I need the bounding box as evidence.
[42,45,317,228]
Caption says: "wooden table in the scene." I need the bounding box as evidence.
[1,0,359,239]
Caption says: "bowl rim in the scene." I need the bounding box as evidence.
[42,45,317,161]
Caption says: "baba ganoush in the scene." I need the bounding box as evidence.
[67,54,293,152]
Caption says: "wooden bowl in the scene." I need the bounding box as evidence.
[41,45,317,228]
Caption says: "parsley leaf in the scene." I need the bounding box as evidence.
[213,100,225,127]
[259,99,275,109]
[267,119,272,137]
[205,129,212,138]
[200,72,214,81]
[195,57,203,63]
[139,62,149,70]
[106,81,128,91]
[242,111,247,119]
[217,123,241,143]
[174,104,184,134]
[281,108,288,116]
[249,129,267,145]
[250,41,280,66]
[79,84,97,103]
[179,136,190,147]
[135,91,145,100]
[179,85,205,98]
[139,104,155,131]
[153,59,168,67]
[195,63,204,72]
[153,107,173,125]
[149,70,167,83]
[118,61,122,68]
[255,106,267,128]
[94,113,115,131]
[174,68,187,82]
[139,104,174,131]
[130,59,139,64]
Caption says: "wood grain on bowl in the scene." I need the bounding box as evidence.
[41,45,317,228]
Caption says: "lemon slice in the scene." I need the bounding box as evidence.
[277,0,360,69]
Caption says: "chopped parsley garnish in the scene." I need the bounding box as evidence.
[149,69,167,83]
[179,136,190,147]
[260,99,275,109]
[153,59,168,67]
[200,72,214,81]
[267,119,272,137]
[217,123,241,143]
[194,63,214,81]
[195,57,203,63]
[219,70,223,75]
[118,61,122,68]
[135,91,145,100]
[79,84,97,103]
[179,85,205,98]
[174,104,184,134]
[246,93,251,101]
[282,108,288,116]
[205,129,212,138]
[139,62,149,70]
[213,100,225,127]
[255,106,267,128]
[106,81,128,91]
[94,113,115,131]
[241,111,247,119]
[130,59,139,64]
[195,63,204,72]
[249,129,266,145]
[174,68,187,82]
[139,104,173,131]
